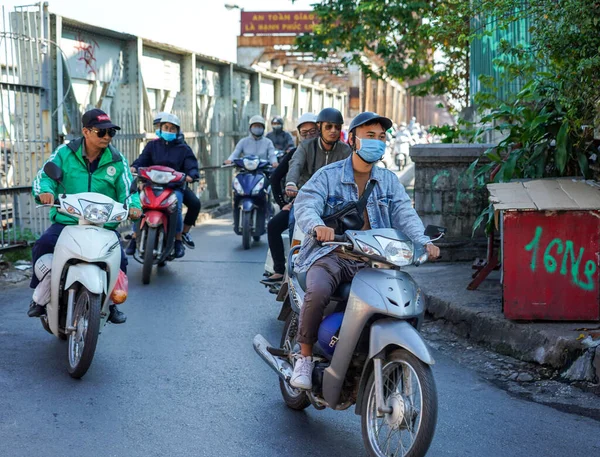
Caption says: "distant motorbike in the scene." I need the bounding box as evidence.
[133,165,186,284]
[254,225,445,457]
[224,155,274,250]
[35,162,137,378]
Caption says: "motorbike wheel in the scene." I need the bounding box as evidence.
[253,235,261,242]
[242,211,251,250]
[67,288,101,379]
[278,313,311,411]
[361,348,437,457]
[142,227,158,285]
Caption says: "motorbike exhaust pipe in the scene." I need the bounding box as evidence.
[253,334,293,382]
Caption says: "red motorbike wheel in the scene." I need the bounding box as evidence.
[142,226,158,285]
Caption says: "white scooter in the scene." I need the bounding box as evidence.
[35,162,137,378]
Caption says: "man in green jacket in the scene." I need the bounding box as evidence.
[28,109,142,323]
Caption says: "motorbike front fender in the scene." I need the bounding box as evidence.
[368,319,434,365]
[239,198,255,212]
[144,210,167,228]
[354,319,434,415]
[64,263,107,295]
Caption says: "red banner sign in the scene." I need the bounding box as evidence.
[241,11,317,35]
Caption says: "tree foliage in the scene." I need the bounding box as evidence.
[295,0,471,109]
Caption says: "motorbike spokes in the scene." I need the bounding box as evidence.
[367,359,425,457]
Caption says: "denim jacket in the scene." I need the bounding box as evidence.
[293,155,430,272]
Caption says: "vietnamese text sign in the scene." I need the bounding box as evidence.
[241,11,317,35]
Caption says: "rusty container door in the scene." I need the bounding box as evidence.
[503,210,600,320]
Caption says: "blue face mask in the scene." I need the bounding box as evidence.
[356,138,386,163]
[161,132,177,142]
[155,129,161,137]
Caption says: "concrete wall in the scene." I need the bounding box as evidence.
[410,144,494,261]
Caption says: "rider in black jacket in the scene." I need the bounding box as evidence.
[261,113,319,285]
[127,114,200,258]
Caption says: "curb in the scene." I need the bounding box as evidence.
[424,294,584,370]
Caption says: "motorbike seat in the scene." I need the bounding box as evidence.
[296,271,351,302]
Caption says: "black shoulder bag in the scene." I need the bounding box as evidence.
[322,179,376,235]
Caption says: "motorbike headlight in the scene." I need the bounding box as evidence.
[251,177,265,195]
[62,201,81,216]
[233,177,245,195]
[243,157,260,171]
[146,170,174,184]
[79,200,113,224]
[162,192,179,211]
[140,188,151,205]
[374,236,414,266]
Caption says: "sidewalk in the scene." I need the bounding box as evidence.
[407,262,600,383]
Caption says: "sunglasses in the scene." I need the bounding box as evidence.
[89,127,117,138]
[322,123,342,132]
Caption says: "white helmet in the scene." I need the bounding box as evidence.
[153,111,169,125]
[160,113,181,129]
[248,115,266,127]
[34,253,53,281]
[296,112,318,130]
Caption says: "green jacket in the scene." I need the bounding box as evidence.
[32,138,141,230]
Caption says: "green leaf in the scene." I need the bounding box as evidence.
[577,153,589,178]
[502,152,519,182]
[555,121,569,174]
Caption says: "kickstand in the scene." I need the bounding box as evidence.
[467,222,501,290]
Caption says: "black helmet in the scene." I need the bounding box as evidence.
[316,108,344,125]
[349,112,393,133]
[271,116,284,125]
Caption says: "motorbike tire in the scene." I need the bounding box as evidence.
[253,235,261,242]
[142,227,158,285]
[67,288,101,379]
[278,313,311,411]
[242,211,251,250]
[361,348,437,457]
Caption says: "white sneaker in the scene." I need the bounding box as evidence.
[290,355,314,390]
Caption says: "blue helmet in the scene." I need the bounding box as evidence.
[317,312,344,357]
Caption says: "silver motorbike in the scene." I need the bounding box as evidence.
[254,226,444,457]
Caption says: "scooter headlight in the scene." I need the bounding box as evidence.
[243,157,260,171]
[374,236,414,266]
[233,177,245,195]
[161,192,179,211]
[62,201,81,216]
[251,177,265,195]
[146,169,174,184]
[110,211,128,222]
[79,200,113,224]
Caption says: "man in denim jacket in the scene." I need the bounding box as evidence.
[289,112,440,390]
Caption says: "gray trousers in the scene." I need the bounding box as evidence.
[297,252,365,345]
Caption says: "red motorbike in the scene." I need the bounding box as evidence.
[133,165,185,284]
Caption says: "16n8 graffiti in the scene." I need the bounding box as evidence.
[525,226,597,292]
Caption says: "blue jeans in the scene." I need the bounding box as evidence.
[174,189,184,234]
[288,204,296,239]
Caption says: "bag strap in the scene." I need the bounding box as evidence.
[356,179,376,212]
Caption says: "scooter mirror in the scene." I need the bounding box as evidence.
[129,177,138,194]
[424,225,446,238]
[44,162,63,182]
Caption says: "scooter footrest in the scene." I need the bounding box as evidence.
[266,346,289,357]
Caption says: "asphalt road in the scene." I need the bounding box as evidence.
[1,215,599,457]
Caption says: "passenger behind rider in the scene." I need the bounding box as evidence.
[128,114,200,259]
[261,108,351,286]
[224,115,278,168]
[28,109,142,324]
[266,116,295,153]
[289,111,441,390]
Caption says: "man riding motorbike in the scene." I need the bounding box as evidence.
[128,113,200,259]
[224,115,278,168]
[260,113,319,286]
[28,109,142,324]
[266,116,295,152]
[289,111,441,390]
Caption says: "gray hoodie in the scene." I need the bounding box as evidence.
[285,137,351,188]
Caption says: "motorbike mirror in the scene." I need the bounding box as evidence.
[129,177,138,195]
[44,162,63,182]
[424,225,446,238]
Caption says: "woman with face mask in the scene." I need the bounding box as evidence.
[128,113,201,259]
[224,115,279,167]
